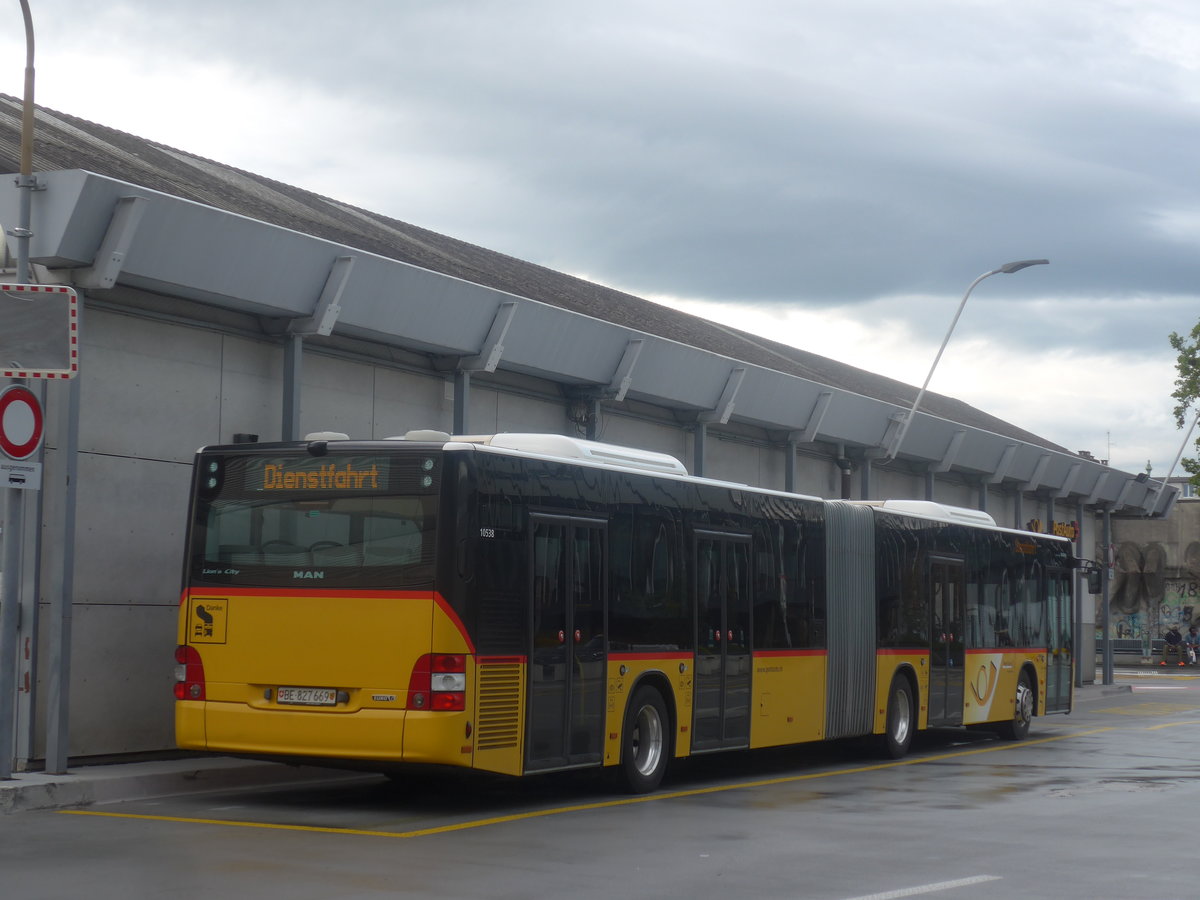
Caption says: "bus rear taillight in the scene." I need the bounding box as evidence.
[407,653,466,711]
[174,645,206,701]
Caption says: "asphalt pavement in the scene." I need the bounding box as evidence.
[0,674,1147,815]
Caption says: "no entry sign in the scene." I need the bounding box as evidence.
[0,385,43,460]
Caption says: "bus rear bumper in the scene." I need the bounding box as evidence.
[177,702,476,768]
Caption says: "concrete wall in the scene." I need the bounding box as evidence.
[1107,499,1200,647]
[35,309,201,758]
[596,413,688,464]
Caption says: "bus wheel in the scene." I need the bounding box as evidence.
[997,671,1034,741]
[620,685,669,794]
[879,674,914,759]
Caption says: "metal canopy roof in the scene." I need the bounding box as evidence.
[0,167,1173,518]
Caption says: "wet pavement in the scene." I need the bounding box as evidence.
[0,670,1146,815]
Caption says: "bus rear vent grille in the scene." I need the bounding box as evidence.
[477,663,521,750]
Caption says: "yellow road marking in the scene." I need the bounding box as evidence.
[60,728,1111,839]
[60,810,405,838]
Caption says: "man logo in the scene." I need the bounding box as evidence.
[293,570,325,579]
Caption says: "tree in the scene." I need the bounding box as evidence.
[1169,324,1200,481]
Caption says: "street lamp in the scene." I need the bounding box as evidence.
[0,0,36,784]
[887,259,1049,460]
[14,0,36,284]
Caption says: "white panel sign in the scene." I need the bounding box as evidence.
[0,460,41,490]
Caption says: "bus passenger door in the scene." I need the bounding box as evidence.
[1044,569,1073,713]
[526,516,607,772]
[691,533,752,752]
[928,557,965,727]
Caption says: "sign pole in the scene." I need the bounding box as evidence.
[44,373,79,774]
[3,0,35,779]
[0,479,23,779]
[0,384,43,779]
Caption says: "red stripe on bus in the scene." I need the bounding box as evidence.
[876,647,1046,656]
[965,647,1043,655]
[433,593,476,655]
[753,649,826,658]
[184,587,432,600]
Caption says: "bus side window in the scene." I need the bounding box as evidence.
[608,513,634,610]
[609,511,685,652]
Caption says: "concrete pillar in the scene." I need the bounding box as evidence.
[454,370,470,435]
[693,423,707,478]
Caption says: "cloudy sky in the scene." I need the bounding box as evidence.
[5,0,1200,475]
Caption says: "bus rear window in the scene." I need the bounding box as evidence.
[190,453,439,588]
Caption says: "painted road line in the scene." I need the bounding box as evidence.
[1132,685,1189,690]
[842,874,1002,900]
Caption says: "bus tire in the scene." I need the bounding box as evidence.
[879,673,915,759]
[619,685,669,794]
[997,670,1034,741]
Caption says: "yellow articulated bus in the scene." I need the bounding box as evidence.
[175,431,1074,793]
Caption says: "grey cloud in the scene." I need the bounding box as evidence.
[31,0,1200,359]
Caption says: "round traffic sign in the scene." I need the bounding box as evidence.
[0,385,43,460]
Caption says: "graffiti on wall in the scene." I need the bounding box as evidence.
[1105,541,1200,642]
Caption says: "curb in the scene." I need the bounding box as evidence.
[0,756,370,815]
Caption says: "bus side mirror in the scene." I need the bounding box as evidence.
[1087,570,1103,594]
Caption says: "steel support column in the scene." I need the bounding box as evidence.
[859,456,873,500]
[784,439,797,494]
[282,334,303,441]
[1074,500,1086,689]
[454,370,470,435]
[1101,507,1113,686]
[45,373,80,773]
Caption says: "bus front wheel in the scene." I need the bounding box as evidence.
[619,685,669,793]
[997,670,1034,741]
[880,674,915,759]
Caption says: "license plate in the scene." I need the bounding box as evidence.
[276,686,337,706]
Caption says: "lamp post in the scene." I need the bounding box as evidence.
[887,259,1049,460]
[14,0,35,283]
[1149,408,1199,515]
[0,0,36,783]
